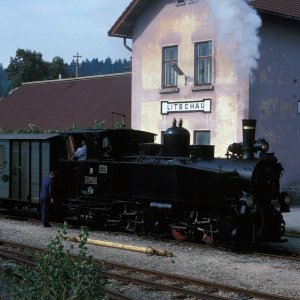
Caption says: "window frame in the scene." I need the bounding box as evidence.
[176,0,185,5]
[194,41,213,86]
[162,45,178,89]
[194,130,211,145]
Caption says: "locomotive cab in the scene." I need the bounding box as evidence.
[98,129,156,159]
[60,129,156,161]
[58,129,156,225]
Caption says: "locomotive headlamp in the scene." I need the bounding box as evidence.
[246,196,254,208]
[241,192,254,207]
[284,193,292,205]
[278,192,292,213]
[253,139,269,153]
[261,141,269,152]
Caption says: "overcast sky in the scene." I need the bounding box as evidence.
[0,0,132,68]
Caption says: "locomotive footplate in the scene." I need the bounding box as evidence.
[65,197,108,208]
[64,198,109,226]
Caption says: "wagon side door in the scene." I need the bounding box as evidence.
[0,140,9,198]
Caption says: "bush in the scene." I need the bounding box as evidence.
[13,223,107,299]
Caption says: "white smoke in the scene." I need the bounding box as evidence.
[208,0,262,80]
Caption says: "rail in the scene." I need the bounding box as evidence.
[0,239,296,300]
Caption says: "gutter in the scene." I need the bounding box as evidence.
[123,38,132,52]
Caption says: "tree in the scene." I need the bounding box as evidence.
[103,57,113,73]
[6,49,50,88]
[4,48,130,88]
[49,56,70,80]
[69,57,130,77]
[0,64,11,97]
[11,224,107,299]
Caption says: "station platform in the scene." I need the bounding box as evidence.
[283,205,300,234]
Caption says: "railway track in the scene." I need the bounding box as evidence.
[173,238,300,263]
[0,212,299,263]
[0,213,300,262]
[0,239,296,300]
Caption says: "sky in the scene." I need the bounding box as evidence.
[0,0,132,68]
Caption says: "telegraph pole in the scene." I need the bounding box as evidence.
[73,52,82,77]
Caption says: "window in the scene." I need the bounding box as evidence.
[176,0,185,5]
[298,100,300,114]
[162,46,178,88]
[102,137,109,148]
[194,41,212,85]
[101,137,111,156]
[194,131,210,145]
[161,131,165,144]
[0,145,5,168]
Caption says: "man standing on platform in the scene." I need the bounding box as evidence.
[39,170,56,227]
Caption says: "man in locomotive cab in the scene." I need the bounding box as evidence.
[74,140,87,160]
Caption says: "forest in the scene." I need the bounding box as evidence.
[0,49,131,97]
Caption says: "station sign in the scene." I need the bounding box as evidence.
[161,99,211,115]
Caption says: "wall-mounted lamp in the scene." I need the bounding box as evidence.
[171,63,193,86]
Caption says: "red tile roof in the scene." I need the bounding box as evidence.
[108,0,151,38]
[0,73,131,132]
[108,0,300,38]
[251,0,300,20]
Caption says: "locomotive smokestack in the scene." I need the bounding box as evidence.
[242,119,256,160]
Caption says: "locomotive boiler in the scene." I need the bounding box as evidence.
[58,119,291,244]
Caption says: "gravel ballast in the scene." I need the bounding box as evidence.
[0,217,299,299]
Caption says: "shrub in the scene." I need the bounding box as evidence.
[13,223,107,299]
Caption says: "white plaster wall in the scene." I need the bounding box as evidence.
[131,0,249,156]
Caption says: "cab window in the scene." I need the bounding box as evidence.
[0,145,5,168]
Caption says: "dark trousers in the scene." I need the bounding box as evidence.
[40,198,50,226]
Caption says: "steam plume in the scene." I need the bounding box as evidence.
[208,0,262,80]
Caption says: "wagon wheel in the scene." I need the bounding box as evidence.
[170,226,190,241]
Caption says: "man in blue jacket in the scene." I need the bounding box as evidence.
[74,140,87,160]
[40,170,56,227]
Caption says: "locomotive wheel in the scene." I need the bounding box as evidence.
[171,227,190,241]
[202,233,214,245]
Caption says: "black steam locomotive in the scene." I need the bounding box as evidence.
[0,119,291,244]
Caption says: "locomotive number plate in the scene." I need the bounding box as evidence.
[99,165,108,174]
[84,176,97,185]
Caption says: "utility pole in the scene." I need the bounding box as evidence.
[73,52,82,77]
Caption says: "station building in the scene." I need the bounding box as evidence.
[108,0,300,196]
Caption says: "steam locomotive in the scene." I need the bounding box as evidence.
[0,119,291,244]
